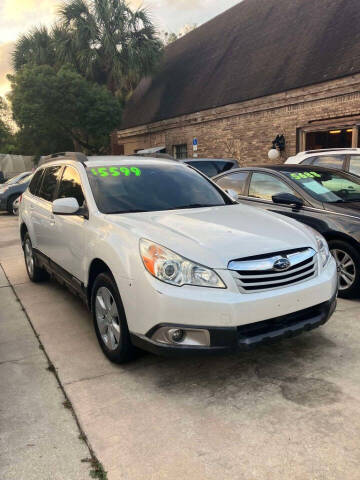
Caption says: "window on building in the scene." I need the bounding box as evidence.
[216,172,249,195]
[248,172,294,202]
[305,129,352,150]
[173,144,188,159]
[38,166,62,202]
[56,167,85,206]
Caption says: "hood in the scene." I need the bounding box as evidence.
[108,204,318,268]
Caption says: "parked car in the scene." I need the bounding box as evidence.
[285,148,360,177]
[213,164,360,298]
[0,173,32,214]
[19,153,337,363]
[1,171,31,186]
[180,158,238,177]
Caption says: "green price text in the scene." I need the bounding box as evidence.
[290,171,321,180]
[90,166,141,177]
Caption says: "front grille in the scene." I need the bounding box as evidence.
[228,248,317,293]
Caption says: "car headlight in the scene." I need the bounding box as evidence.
[316,234,330,267]
[303,225,330,267]
[140,239,226,288]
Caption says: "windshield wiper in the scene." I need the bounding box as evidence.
[107,209,149,214]
[174,203,225,210]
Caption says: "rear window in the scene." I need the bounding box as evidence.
[87,163,232,214]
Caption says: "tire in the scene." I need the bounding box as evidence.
[7,195,18,215]
[329,239,360,299]
[91,272,136,364]
[23,233,49,282]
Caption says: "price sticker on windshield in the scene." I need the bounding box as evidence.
[90,167,141,177]
[290,171,321,180]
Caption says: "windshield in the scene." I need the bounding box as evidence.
[5,172,29,185]
[282,169,360,203]
[18,174,33,184]
[87,163,232,214]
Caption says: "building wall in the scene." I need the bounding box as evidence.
[114,75,360,164]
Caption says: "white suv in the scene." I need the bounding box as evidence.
[19,153,338,363]
[286,148,360,176]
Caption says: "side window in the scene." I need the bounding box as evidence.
[249,172,294,201]
[216,172,249,196]
[29,169,44,195]
[38,166,61,201]
[310,155,345,169]
[301,156,316,165]
[57,166,85,206]
[349,155,360,176]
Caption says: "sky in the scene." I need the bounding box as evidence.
[0,0,240,97]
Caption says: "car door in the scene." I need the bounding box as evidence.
[31,165,62,256]
[49,165,87,281]
[240,171,329,233]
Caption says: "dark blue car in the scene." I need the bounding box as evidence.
[0,172,32,214]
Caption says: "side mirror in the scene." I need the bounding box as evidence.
[272,193,304,208]
[225,189,239,201]
[53,197,80,215]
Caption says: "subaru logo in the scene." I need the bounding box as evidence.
[273,258,291,272]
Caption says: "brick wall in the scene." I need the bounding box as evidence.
[114,74,360,164]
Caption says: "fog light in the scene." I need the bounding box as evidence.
[150,326,211,347]
[168,328,185,343]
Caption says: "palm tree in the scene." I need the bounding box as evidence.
[56,0,163,98]
[13,27,56,72]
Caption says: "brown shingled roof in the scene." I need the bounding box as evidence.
[121,0,360,130]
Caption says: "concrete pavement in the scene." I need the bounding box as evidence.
[0,259,92,479]
[1,213,360,479]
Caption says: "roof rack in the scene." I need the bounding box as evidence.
[38,152,88,167]
[303,148,359,155]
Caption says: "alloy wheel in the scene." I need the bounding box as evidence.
[95,287,121,351]
[331,248,356,291]
[24,239,34,278]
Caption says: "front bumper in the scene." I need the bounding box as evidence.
[130,293,337,356]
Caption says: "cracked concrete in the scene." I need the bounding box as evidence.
[0,215,92,480]
[1,213,360,480]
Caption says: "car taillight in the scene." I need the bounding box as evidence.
[19,195,23,203]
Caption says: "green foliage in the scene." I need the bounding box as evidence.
[13,27,56,72]
[13,0,163,99]
[9,64,123,155]
[0,98,16,154]
[9,0,163,155]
